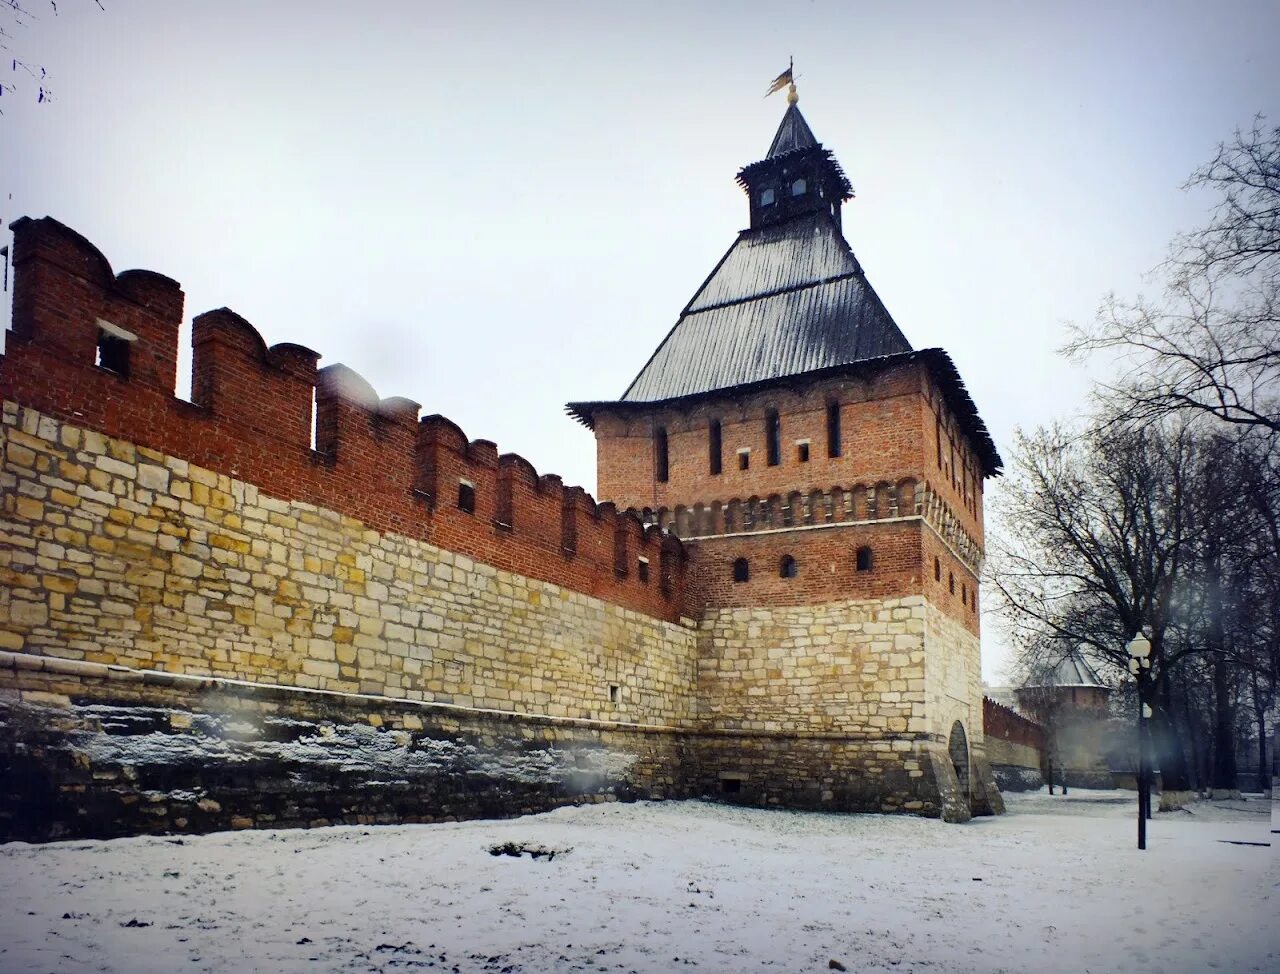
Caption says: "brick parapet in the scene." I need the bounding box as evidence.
[0,217,684,621]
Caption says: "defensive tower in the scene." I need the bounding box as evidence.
[570,91,1004,820]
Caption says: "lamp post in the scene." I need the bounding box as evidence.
[1127,631,1152,850]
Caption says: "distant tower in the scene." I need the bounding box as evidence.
[570,90,1003,821]
[1017,655,1115,790]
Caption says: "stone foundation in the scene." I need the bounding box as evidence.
[0,656,692,842]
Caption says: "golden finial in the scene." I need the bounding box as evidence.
[787,82,798,105]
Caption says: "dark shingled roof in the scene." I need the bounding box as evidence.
[616,213,912,404]
[767,103,818,157]
[1022,655,1110,690]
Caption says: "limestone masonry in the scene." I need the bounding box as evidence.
[1,98,1004,840]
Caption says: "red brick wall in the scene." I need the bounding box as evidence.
[922,388,985,541]
[596,369,930,512]
[0,217,685,622]
[684,520,978,634]
[684,520,922,612]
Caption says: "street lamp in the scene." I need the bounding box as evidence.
[1127,630,1152,850]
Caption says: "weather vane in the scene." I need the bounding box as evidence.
[766,57,799,104]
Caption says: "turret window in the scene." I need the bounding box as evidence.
[759,188,775,206]
[655,427,669,483]
[791,178,807,196]
[709,419,722,475]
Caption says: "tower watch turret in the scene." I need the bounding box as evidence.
[737,94,854,232]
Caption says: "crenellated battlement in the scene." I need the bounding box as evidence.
[0,216,685,621]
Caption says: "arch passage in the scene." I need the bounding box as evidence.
[949,720,971,797]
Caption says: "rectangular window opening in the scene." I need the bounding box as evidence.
[796,441,810,463]
[720,777,742,795]
[766,410,781,467]
[609,684,620,704]
[709,419,722,475]
[737,449,750,471]
[96,332,131,377]
[637,556,649,583]
[655,427,669,483]
[457,480,476,514]
[827,401,841,458]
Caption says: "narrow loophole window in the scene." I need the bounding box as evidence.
[934,556,941,582]
[856,546,873,572]
[949,572,956,594]
[765,409,781,467]
[609,684,620,704]
[638,557,650,583]
[709,419,722,475]
[655,427,669,483]
[827,401,842,458]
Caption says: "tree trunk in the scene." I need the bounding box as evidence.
[1211,654,1238,790]
[1258,708,1270,794]
[1154,679,1193,800]
[1177,675,1204,792]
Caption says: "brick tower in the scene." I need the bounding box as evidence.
[570,88,1005,820]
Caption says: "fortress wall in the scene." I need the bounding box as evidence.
[1,217,684,624]
[0,404,697,722]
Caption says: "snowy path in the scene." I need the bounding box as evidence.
[0,790,1275,973]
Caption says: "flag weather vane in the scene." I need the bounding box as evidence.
[766,58,798,104]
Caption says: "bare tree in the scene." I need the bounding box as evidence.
[1067,119,1280,437]
[988,415,1201,794]
[1,0,104,113]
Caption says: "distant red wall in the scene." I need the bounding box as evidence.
[983,696,1045,750]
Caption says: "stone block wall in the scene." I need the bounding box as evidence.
[695,594,927,736]
[0,404,698,723]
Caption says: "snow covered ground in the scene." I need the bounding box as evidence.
[0,789,1275,974]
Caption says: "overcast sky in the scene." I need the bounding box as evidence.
[4,1,1279,681]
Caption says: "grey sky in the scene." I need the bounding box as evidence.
[4,0,1278,681]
